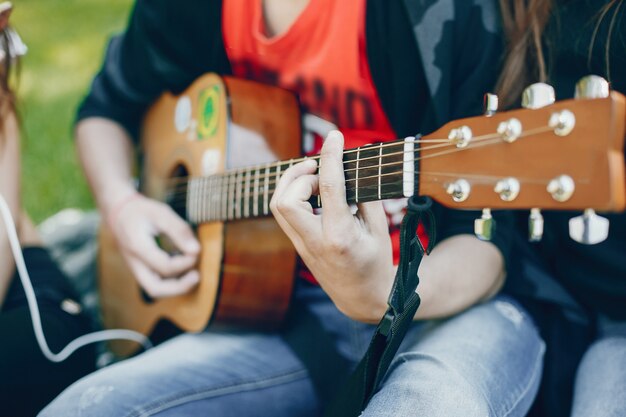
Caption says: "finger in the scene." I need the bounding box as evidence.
[318,130,352,230]
[152,206,201,256]
[272,174,322,241]
[127,229,198,278]
[356,201,389,236]
[272,158,318,202]
[127,257,199,298]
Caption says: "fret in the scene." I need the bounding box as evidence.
[275,164,281,202]
[244,168,251,218]
[212,175,219,222]
[202,177,208,222]
[200,177,208,223]
[362,145,382,202]
[227,173,233,220]
[343,146,359,204]
[194,178,201,223]
[208,176,216,222]
[208,176,214,222]
[186,178,194,223]
[263,163,270,215]
[252,166,261,217]
[355,147,361,203]
[235,170,243,219]
[403,137,416,197]
[378,143,383,200]
[221,174,228,221]
[197,177,202,222]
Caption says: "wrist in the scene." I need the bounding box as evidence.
[98,181,137,212]
[100,185,140,228]
[334,276,392,324]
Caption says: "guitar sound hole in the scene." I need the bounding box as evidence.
[167,164,189,219]
[140,288,155,304]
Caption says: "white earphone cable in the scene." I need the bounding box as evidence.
[0,193,152,363]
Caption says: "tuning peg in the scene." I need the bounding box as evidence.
[522,83,556,109]
[575,75,609,99]
[446,179,471,202]
[547,175,575,202]
[569,209,609,245]
[528,208,544,242]
[474,208,495,241]
[494,177,520,201]
[484,93,498,116]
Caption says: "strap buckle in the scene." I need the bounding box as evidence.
[379,311,395,338]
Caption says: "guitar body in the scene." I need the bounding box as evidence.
[99,74,301,355]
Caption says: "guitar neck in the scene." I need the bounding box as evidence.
[180,137,417,224]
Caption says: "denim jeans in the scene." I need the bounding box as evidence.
[571,315,626,417]
[40,283,544,417]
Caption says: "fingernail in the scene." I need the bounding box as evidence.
[327,130,343,142]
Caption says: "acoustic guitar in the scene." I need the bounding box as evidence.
[99,73,626,355]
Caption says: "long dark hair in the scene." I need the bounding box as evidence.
[496,0,624,108]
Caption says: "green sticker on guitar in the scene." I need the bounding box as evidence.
[197,84,221,139]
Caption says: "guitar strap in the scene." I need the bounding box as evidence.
[322,195,436,416]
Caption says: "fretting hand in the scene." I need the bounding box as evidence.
[271,130,395,321]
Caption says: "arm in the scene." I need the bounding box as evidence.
[74,0,228,297]
[271,131,504,323]
[0,111,20,306]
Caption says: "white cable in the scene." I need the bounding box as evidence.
[0,193,152,362]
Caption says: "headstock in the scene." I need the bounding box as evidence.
[418,76,625,244]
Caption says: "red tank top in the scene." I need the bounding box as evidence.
[222,0,396,151]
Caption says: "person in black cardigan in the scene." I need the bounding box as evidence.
[42,1,545,416]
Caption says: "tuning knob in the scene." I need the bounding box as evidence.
[484,93,499,116]
[575,75,610,99]
[446,179,471,202]
[474,208,495,241]
[522,83,556,109]
[547,175,575,202]
[569,209,609,245]
[528,208,544,242]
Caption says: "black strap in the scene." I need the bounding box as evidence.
[323,195,436,417]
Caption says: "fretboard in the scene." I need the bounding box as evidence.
[178,137,417,224]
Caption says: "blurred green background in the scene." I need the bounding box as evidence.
[13,0,133,222]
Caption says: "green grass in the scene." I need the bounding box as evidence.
[13,0,133,222]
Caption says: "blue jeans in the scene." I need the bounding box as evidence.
[571,315,626,417]
[40,284,544,417]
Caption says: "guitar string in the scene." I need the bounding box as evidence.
[171,145,561,211]
[164,125,552,189]
[165,126,555,203]
[164,136,469,186]
[175,167,560,222]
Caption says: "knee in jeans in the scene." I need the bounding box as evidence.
[581,336,626,367]
[378,352,492,417]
